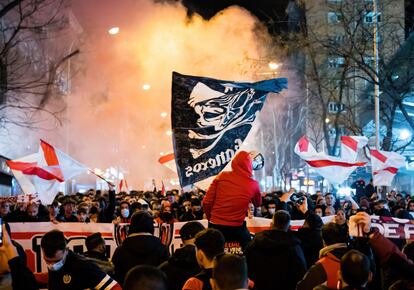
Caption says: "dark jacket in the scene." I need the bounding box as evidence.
[295,227,324,268]
[8,256,38,290]
[83,251,114,276]
[245,229,307,290]
[99,190,116,223]
[369,231,414,289]
[159,244,201,290]
[112,234,169,285]
[56,214,78,222]
[48,250,119,290]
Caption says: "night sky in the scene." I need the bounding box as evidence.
[176,0,290,35]
[182,0,414,37]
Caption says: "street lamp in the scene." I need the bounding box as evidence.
[400,129,412,140]
[268,62,281,70]
[108,27,120,35]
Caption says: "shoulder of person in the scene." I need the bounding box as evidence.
[182,276,203,290]
[312,285,332,290]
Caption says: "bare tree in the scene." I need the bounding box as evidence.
[252,52,306,190]
[0,0,79,131]
[289,0,412,154]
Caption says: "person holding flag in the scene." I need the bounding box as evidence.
[202,151,262,250]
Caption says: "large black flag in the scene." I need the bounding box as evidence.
[172,72,287,187]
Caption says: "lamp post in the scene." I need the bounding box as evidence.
[65,41,77,155]
[373,0,380,149]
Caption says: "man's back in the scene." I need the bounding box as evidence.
[158,244,200,290]
[48,250,119,290]
[203,151,261,227]
[112,234,169,285]
[245,229,307,290]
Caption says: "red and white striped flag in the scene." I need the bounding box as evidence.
[161,180,166,196]
[6,140,88,205]
[370,150,405,186]
[158,153,177,173]
[119,178,129,192]
[294,136,367,184]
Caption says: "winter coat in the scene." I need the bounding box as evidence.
[296,243,348,290]
[83,251,114,277]
[112,234,169,285]
[203,151,261,227]
[245,229,307,290]
[369,231,414,289]
[98,190,116,223]
[158,244,200,290]
[295,227,324,268]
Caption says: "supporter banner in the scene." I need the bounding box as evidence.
[9,218,273,272]
[9,222,116,273]
[172,72,287,187]
[0,193,39,204]
[371,216,414,240]
[9,215,412,273]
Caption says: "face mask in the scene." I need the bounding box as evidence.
[268,208,276,215]
[47,252,67,271]
[121,208,129,218]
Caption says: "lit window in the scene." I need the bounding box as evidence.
[328,56,345,68]
[327,12,343,23]
[328,102,346,113]
[329,34,345,44]
[364,11,381,23]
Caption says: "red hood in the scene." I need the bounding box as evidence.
[231,151,253,178]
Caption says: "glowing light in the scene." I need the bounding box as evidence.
[160,112,168,118]
[94,168,102,175]
[268,62,280,70]
[325,118,330,123]
[337,187,355,197]
[141,145,146,149]
[108,27,120,35]
[160,152,164,156]
[400,129,412,140]
[142,84,151,90]
[166,130,172,136]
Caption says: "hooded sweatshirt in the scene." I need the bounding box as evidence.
[203,151,261,226]
[112,234,169,285]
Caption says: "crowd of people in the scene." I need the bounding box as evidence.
[0,152,414,290]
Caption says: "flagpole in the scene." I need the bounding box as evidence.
[373,0,380,150]
[373,0,382,197]
[90,170,115,187]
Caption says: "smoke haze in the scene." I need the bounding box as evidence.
[1,0,280,190]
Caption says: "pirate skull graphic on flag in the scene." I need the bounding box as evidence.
[171,72,287,187]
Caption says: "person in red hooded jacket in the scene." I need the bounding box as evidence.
[202,150,262,250]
